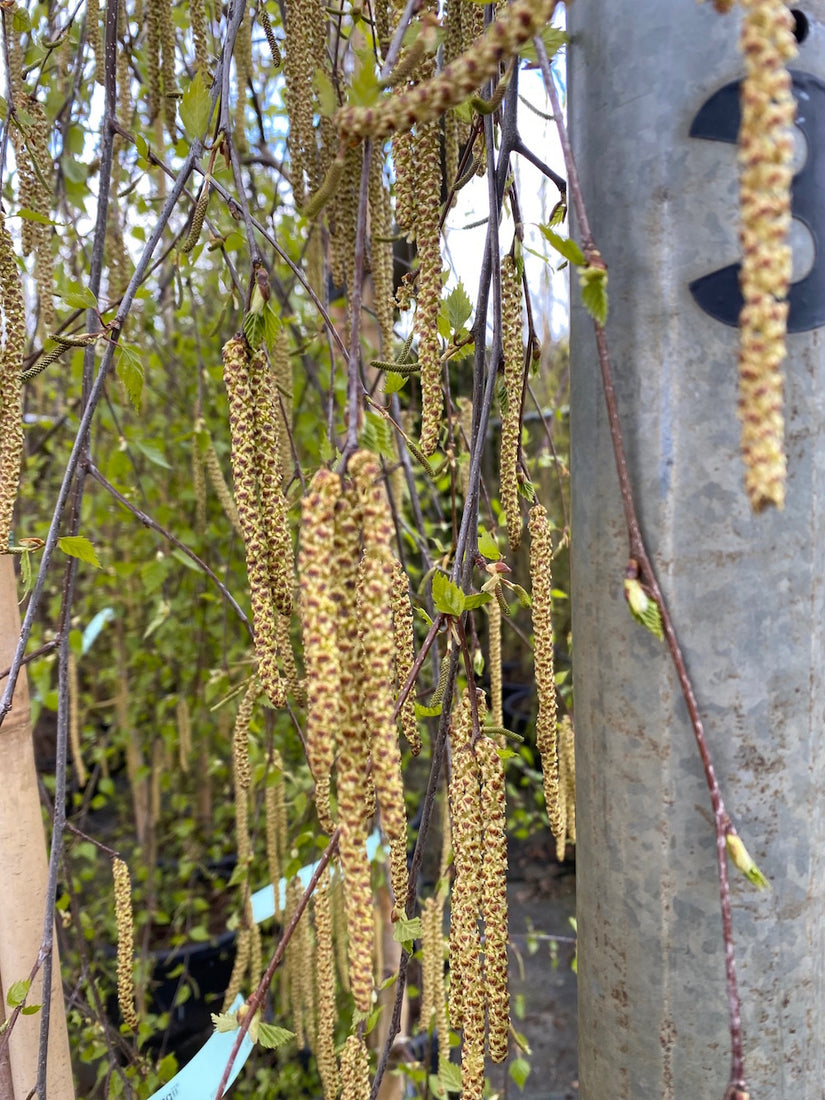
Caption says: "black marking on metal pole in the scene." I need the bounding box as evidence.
[688,70,825,333]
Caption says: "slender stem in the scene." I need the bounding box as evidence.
[214,828,341,1098]
[86,464,253,638]
[537,36,745,1092]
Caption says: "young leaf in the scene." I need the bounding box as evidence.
[445,281,473,332]
[116,345,144,410]
[477,526,500,561]
[392,915,422,944]
[61,281,98,309]
[180,70,212,140]
[624,578,663,640]
[539,226,584,267]
[211,1010,240,1033]
[6,979,30,1008]
[382,371,407,395]
[509,1056,531,1090]
[257,1022,296,1049]
[438,1060,463,1093]
[579,265,609,325]
[463,592,491,610]
[431,572,464,616]
[58,536,101,569]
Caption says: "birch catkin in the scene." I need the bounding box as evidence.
[477,736,509,1062]
[500,253,524,549]
[529,503,563,844]
[737,0,796,510]
[0,210,25,550]
[113,858,139,1031]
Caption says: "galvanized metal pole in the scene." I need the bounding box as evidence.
[568,3,825,1097]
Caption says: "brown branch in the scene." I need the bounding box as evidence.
[537,36,746,1095]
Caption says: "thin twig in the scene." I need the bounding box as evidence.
[537,35,745,1095]
[86,464,253,638]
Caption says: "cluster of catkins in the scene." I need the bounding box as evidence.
[298,450,420,1015]
[447,690,510,1099]
[736,0,797,511]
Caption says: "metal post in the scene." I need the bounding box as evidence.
[568,2,825,1096]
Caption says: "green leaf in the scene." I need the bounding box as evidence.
[539,226,584,267]
[382,371,407,395]
[135,441,172,469]
[438,1060,463,1093]
[21,1004,41,1016]
[17,208,58,226]
[6,979,30,1008]
[477,526,500,561]
[579,265,609,324]
[463,592,491,610]
[518,25,567,64]
[179,69,212,140]
[58,536,101,568]
[61,281,98,309]
[211,1010,240,1033]
[624,578,663,640]
[116,345,144,410]
[445,281,473,331]
[509,1056,531,1090]
[314,68,337,117]
[431,572,464,616]
[256,1022,296,1049]
[393,915,422,944]
[349,44,380,107]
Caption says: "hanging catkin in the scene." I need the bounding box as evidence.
[448,689,486,1099]
[528,503,563,843]
[222,335,286,708]
[368,153,396,355]
[352,451,409,915]
[0,210,25,550]
[476,735,510,1061]
[314,866,340,1100]
[737,0,796,510]
[500,252,525,549]
[414,117,444,458]
[298,469,342,831]
[340,1034,370,1100]
[112,858,139,1031]
[557,714,576,854]
[391,558,421,755]
[265,752,286,921]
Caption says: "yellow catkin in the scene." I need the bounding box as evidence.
[271,325,294,480]
[223,924,251,1011]
[0,211,25,550]
[558,715,576,850]
[159,0,178,134]
[488,595,503,728]
[314,866,340,1100]
[298,469,342,831]
[340,1034,370,1100]
[392,129,416,236]
[448,689,486,1098]
[414,118,443,457]
[391,558,421,755]
[419,895,438,1029]
[330,145,363,321]
[337,0,557,141]
[276,613,304,701]
[68,652,88,787]
[234,8,252,154]
[297,884,317,1050]
[87,0,103,84]
[352,451,409,913]
[328,864,350,991]
[369,153,396,355]
[24,99,55,337]
[282,0,321,207]
[500,253,524,549]
[529,503,563,842]
[433,896,449,1064]
[737,0,796,510]
[223,335,286,708]
[476,736,509,1062]
[192,421,207,532]
[189,0,210,74]
[264,752,286,921]
[146,0,162,120]
[205,438,243,535]
[248,346,294,616]
[177,696,192,774]
[113,858,139,1031]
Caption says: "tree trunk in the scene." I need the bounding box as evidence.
[0,555,75,1098]
[569,2,825,1095]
